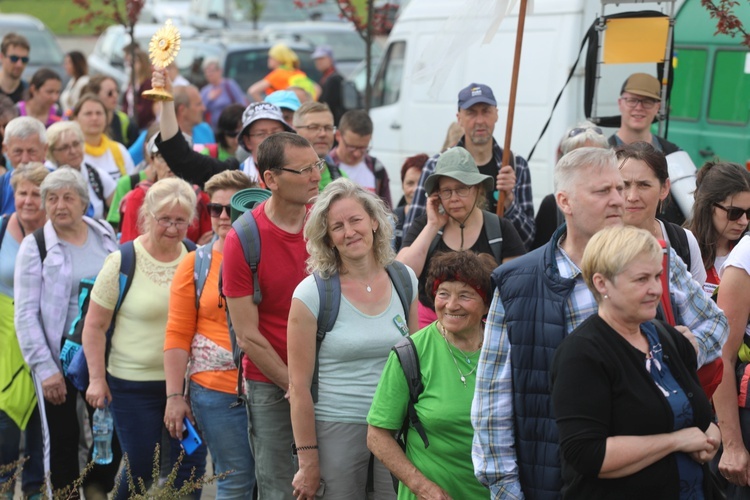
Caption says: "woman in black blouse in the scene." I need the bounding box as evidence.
[396,147,525,328]
[550,225,721,499]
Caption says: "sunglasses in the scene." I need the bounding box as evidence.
[224,129,241,138]
[207,203,232,218]
[8,55,29,64]
[714,203,750,222]
[568,126,603,138]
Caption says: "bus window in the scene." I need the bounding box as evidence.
[671,48,707,121]
[372,41,406,108]
[708,50,750,125]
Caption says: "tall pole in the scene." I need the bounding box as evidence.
[497,0,529,217]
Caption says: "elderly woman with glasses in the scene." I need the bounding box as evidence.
[14,167,119,497]
[83,177,207,500]
[163,170,257,499]
[46,121,116,219]
[397,147,525,328]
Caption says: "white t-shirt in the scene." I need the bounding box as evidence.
[720,234,750,337]
[242,155,260,182]
[84,141,135,181]
[338,160,376,194]
[292,267,418,424]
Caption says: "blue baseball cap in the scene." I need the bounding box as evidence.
[265,90,301,111]
[457,83,497,109]
[312,45,334,60]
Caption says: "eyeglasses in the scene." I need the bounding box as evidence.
[224,129,241,139]
[248,129,284,140]
[8,55,29,64]
[339,136,370,154]
[207,203,231,217]
[150,212,189,229]
[714,203,750,222]
[620,97,658,110]
[275,159,326,176]
[568,126,603,138]
[53,140,82,154]
[297,124,336,133]
[437,186,472,200]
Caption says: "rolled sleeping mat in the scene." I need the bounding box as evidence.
[230,188,272,223]
[666,151,697,219]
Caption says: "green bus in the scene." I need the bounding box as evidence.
[667,0,750,169]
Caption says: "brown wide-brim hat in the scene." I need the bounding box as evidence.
[424,147,494,195]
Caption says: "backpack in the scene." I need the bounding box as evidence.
[660,217,691,271]
[31,227,197,391]
[427,210,503,264]
[310,261,414,403]
[84,164,108,214]
[391,336,429,450]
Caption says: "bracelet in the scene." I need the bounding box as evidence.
[295,445,319,452]
[166,393,183,399]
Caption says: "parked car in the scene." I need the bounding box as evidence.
[87,23,201,89]
[140,0,193,25]
[0,14,66,85]
[188,0,342,31]
[262,22,383,77]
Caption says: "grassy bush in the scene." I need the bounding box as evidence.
[0,0,115,36]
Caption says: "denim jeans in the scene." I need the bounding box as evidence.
[0,407,43,496]
[244,380,295,500]
[108,375,207,500]
[189,380,255,499]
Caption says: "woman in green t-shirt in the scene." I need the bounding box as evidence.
[367,250,496,499]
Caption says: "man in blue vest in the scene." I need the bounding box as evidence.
[471,147,727,499]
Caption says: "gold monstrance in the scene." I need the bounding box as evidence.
[142,19,181,101]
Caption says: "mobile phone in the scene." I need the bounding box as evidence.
[181,417,202,455]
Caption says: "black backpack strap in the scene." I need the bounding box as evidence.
[0,214,9,252]
[385,261,413,323]
[392,337,429,448]
[33,227,47,263]
[427,227,445,259]
[85,164,106,204]
[481,210,503,264]
[232,210,262,304]
[660,219,691,271]
[129,173,141,191]
[311,271,341,403]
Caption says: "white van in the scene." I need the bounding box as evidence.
[367,0,680,205]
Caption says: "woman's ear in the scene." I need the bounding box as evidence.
[659,178,671,202]
[592,273,609,297]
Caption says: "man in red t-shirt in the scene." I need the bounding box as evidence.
[222,132,321,499]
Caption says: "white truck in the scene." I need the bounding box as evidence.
[366,0,683,205]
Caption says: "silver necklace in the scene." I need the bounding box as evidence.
[439,323,481,387]
[354,270,377,293]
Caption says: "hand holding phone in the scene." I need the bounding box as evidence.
[181,417,202,455]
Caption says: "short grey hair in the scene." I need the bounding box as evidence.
[202,57,221,71]
[46,121,84,162]
[558,121,609,158]
[554,147,618,195]
[304,178,395,279]
[3,116,47,145]
[40,166,90,210]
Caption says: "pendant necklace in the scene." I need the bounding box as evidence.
[355,270,376,293]
[439,322,481,387]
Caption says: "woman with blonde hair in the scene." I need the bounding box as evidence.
[550,225,720,498]
[83,177,207,500]
[288,178,418,499]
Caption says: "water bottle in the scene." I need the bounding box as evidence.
[92,404,113,465]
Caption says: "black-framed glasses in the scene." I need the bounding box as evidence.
[275,159,326,176]
[8,55,29,64]
[224,129,241,138]
[297,124,336,133]
[207,203,231,218]
[437,186,472,200]
[568,126,603,138]
[620,96,658,110]
[714,203,750,222]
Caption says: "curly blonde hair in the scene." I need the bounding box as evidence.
[304,178,395,278]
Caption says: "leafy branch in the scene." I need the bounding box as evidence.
[701,0,750,48]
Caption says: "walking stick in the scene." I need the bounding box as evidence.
[497,0,529,217]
